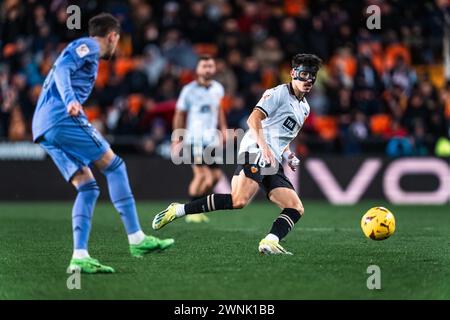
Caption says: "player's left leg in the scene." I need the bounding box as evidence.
[185,166,229,223]
[186,165,225,225]
[95,149,174,257]
[188,165,206,200]
[185,165,210,223]
[211,167,224,187]
[70,167,98,257]
[259,187,304,255]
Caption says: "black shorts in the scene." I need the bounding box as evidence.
[185,144,222,169]
[233,153,294,198]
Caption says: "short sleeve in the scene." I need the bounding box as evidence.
[217,83,225,99]
[255,88,279,118]
[176,86,190,111]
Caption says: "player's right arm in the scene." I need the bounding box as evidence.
[247,108,275,165]
[172,109,186,150]
[247,88,279,165]
[172,86,189,150]
[172,109,186,131]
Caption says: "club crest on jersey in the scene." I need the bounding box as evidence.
[76,44,90,58]
[262,92,271,100]
[283,116,297,131]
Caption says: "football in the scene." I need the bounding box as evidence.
[361,207,396,240]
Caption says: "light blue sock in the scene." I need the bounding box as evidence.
[103,156,142,234]
[72,179,100,250]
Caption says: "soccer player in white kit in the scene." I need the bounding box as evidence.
[172,55,228,223]
[154,53,322,255]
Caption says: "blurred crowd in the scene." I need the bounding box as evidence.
[1,0,450,157]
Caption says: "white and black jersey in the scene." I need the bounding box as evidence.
[238,83,310,163]
[176,80,225,146]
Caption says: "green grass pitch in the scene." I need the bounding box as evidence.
[0,201,449,299]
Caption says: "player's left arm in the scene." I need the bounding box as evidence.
[283,143,300,171]
[218,104,228,143]
[217,84,228,143]
[54,42,98,116]
[53,52,82,116]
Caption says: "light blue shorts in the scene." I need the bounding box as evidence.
[38,117,110,182]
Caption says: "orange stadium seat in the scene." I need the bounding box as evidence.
[220,95,234,113]
[313,116,338,141]
[84,106,101,122]
[114,57,136,79]
[330,53,357,78]
[128,94,144,116]
[370,114,392,135]
[261,69,278,88]
[415,65,446,89]
[95,60,111,88]
[179,69,196,86]
[284,0,308,16]
[384,43,411,70]
[3,43,17,58]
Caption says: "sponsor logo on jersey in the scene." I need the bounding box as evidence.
[200,105,211,113]
[283,116,297,131]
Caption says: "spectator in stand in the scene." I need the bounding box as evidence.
[0,0,448,158]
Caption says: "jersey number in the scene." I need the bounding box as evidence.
[43,65,56,90]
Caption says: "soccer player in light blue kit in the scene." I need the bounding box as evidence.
[32,13,174,273]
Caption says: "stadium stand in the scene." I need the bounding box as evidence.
[0,0,449,156]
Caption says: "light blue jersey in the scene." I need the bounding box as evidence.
[32,37,100,141]
[32,37,109,182]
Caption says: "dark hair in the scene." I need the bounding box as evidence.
[197,55,214,64]
[88,13,121,37]
[291,53,322,69]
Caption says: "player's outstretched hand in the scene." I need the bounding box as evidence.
[286,152,300,171]
[67,101,83,116]
[261,147,276,167]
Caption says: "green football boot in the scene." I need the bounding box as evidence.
[68,257,115,274]
[129,235,175,258]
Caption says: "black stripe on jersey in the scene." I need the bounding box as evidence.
[254,106,268,118]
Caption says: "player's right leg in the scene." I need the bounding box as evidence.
[152,169,259,230]
[68,168,115,273]
[38,137,114,273]
[43,120,173,260]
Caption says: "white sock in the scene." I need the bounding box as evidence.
[72,249,90,259]
[175,204,186,217]
[265,233,279,242]
[128,230,146,245]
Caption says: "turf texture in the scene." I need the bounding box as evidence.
[0,201,449,299]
